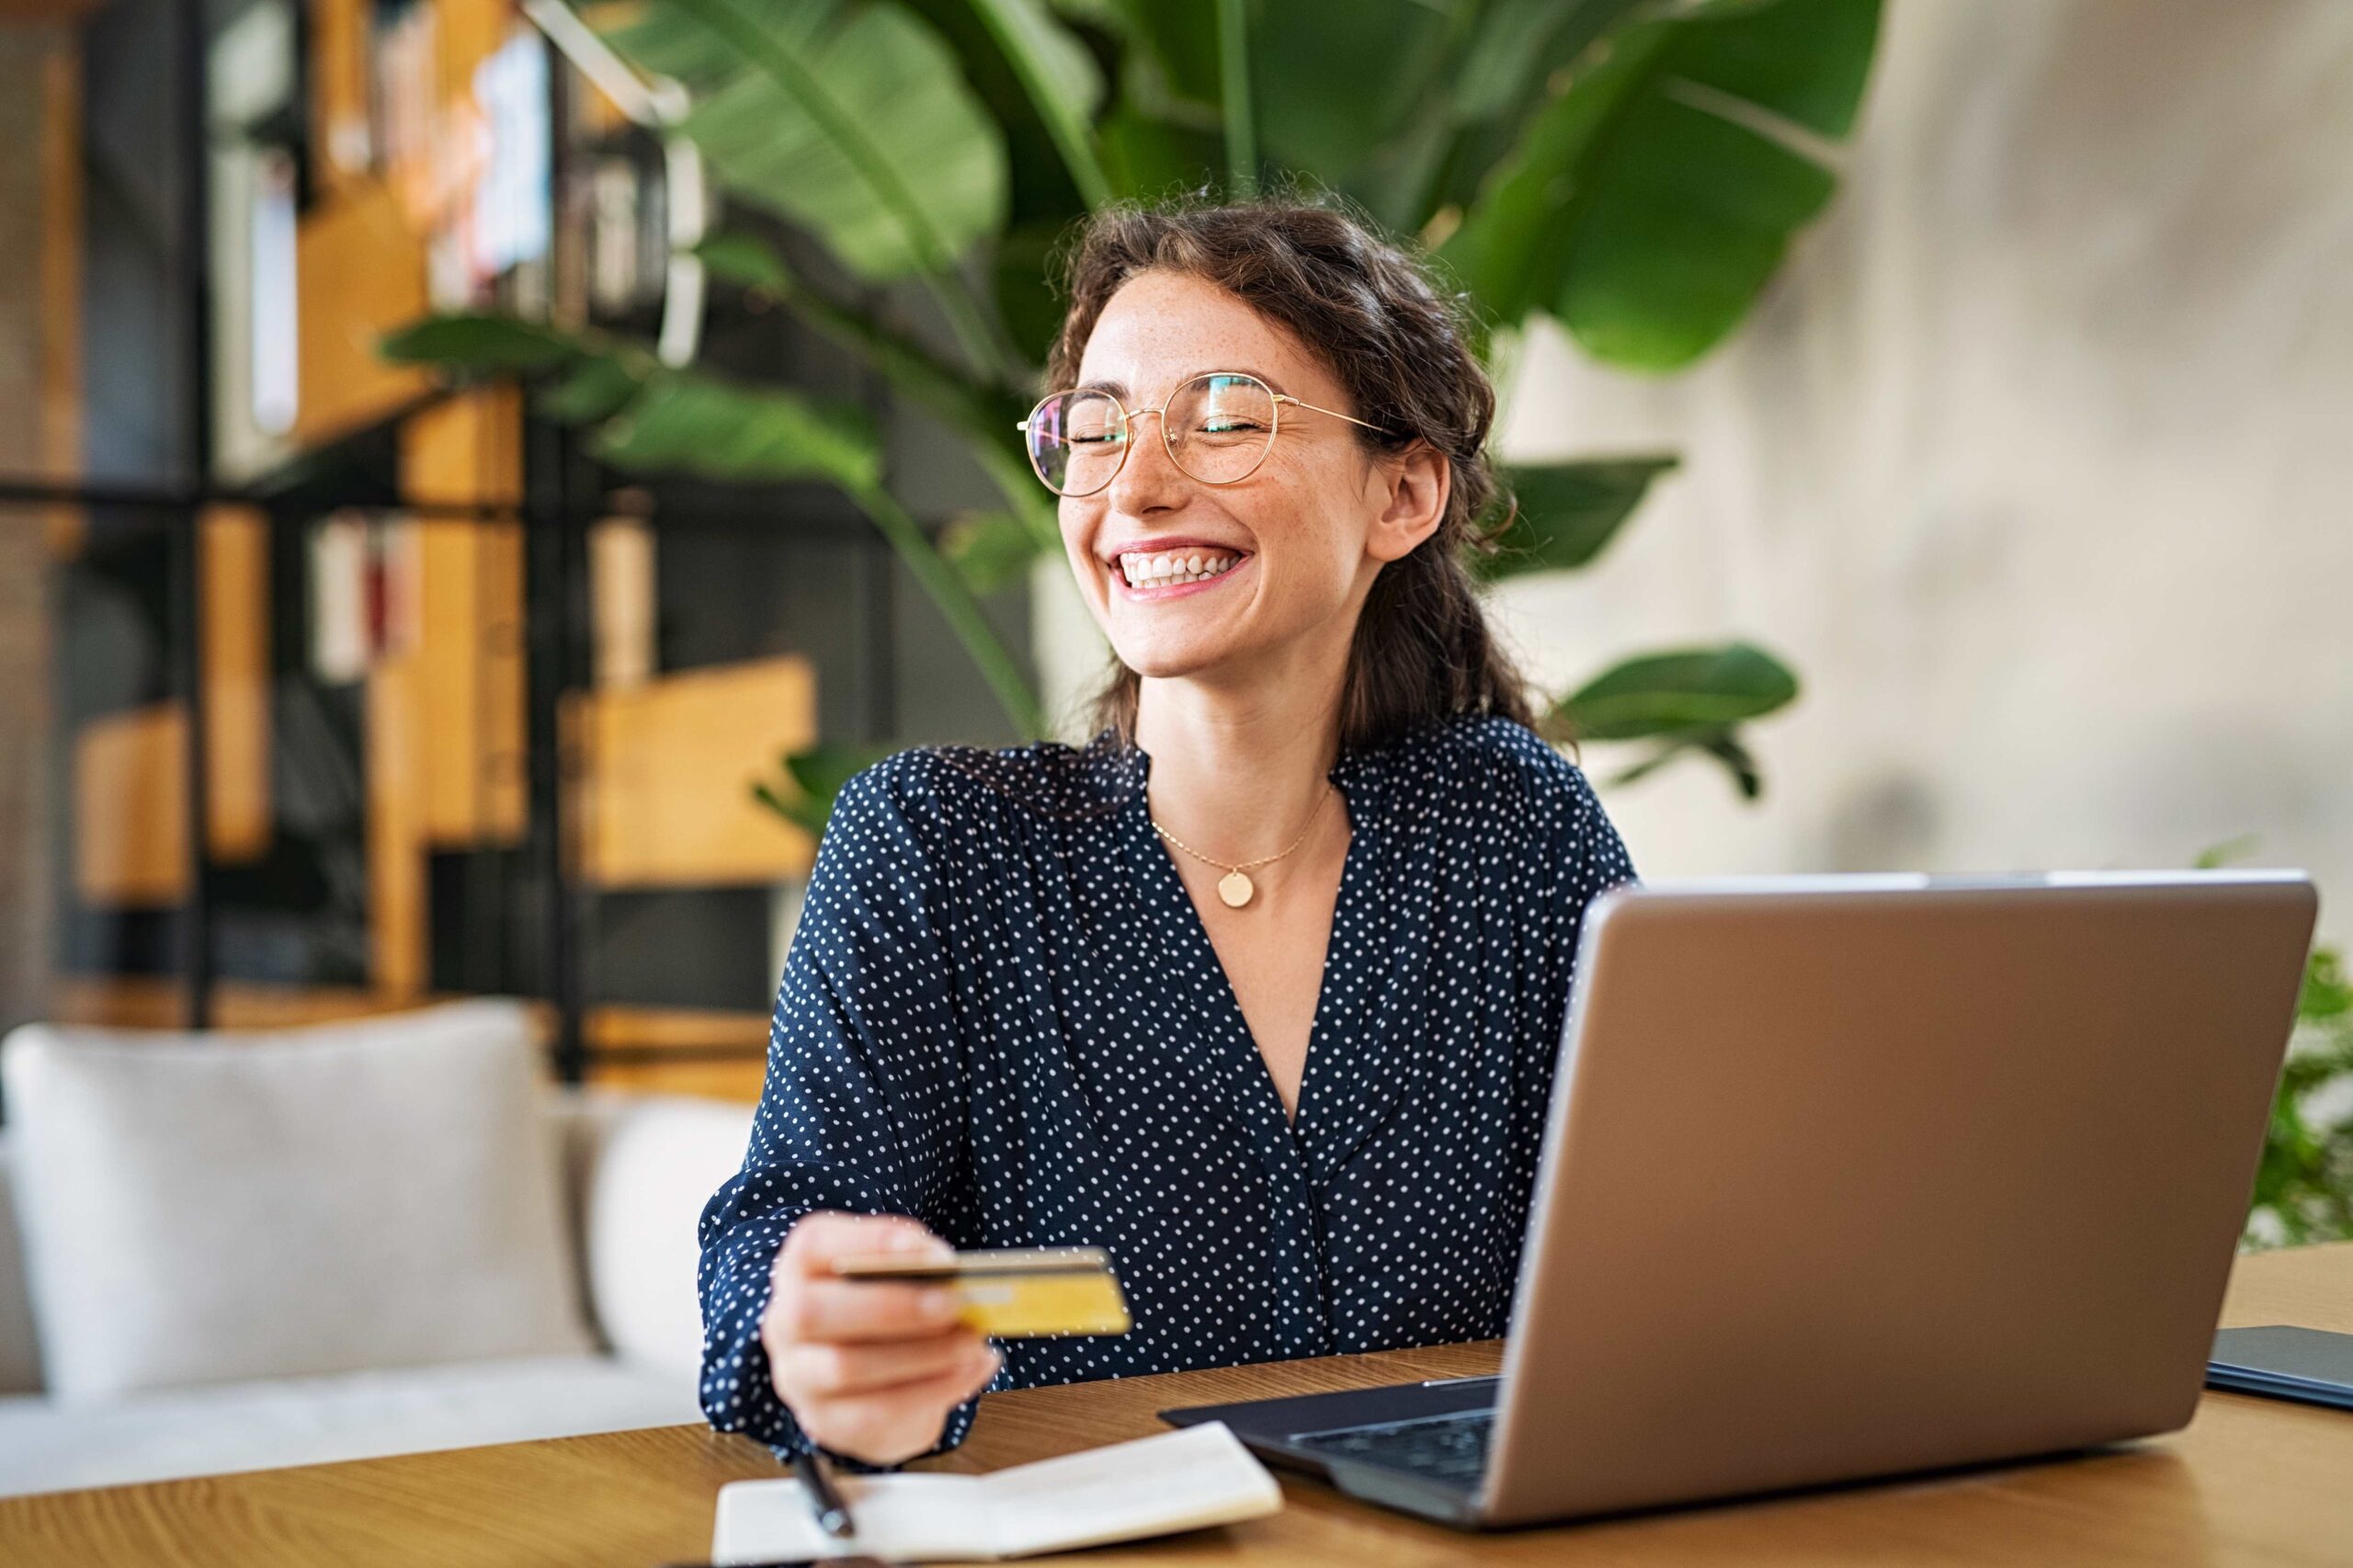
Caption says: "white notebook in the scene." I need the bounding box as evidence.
[711,1422,1282,1563]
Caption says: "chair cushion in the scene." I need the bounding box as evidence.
[0,1000,597,1403]
[584,1095,756,1377]
[0,1134,40,1395]
[0,1353,702,1499]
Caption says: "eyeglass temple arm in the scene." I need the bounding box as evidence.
[1016,392,1390,435]
[1275,393,1386,433]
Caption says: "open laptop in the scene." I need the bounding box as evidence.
[1162,871,2318,1528]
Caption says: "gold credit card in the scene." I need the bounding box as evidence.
[829,1245,1131,1337]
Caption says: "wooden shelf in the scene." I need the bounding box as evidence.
[400,388,528,849]
[44,977,768,1103]
[72,707,187,908]
[582,1056,766,1102]
[68,509,274,906]
[292,176,434,450]
[202,505,273,863]
[569,654,821,889]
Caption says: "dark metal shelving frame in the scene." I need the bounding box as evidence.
[5,0,926,1077]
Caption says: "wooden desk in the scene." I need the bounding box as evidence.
[5,1243,2349,1566]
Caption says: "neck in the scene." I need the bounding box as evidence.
[1132,665,1347,870]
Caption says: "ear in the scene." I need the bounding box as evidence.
[1364,439,1450,565]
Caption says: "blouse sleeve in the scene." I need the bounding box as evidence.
[1497,743,1638,1158]
[1526,742,1639,1044]
[695,756,983,1467]
[1549,752,1639,928]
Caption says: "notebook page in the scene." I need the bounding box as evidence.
[712,1425,1280,1562]
[981,1423,1283,1556]
[711,1471,985,1563]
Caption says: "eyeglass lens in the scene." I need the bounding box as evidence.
[1027,373,1277,496]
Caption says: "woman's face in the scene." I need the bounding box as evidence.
[1054,270,1446,693]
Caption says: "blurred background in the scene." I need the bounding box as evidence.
[5,0,2334,1096]
[0,1,2348,1213]
[1,0,2350,1499]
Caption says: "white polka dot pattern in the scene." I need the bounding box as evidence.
[696,710,1638,1468]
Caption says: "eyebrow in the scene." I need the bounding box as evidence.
[1073,368,1290,401]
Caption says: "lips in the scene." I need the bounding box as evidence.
[1117,546,1244,585]
[1106,548,1251,597]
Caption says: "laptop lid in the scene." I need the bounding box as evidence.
[1481,871,2316,1526]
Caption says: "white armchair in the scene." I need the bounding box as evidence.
[0,1002,757,1500]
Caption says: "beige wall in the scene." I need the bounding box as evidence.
[1037,0,2353,949]
[1486,0,2353,946]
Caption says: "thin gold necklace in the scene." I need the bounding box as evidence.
[1151,783,1336,909]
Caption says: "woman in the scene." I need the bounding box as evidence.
[698,194,1637,1469]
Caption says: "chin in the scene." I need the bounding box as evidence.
[1106,637,1226,682]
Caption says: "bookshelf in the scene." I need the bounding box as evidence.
[16,0,1029,1104]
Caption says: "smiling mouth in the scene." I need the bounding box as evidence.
[1111,549,1251,594]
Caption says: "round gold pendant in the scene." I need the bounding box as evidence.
[1217,869,1256,908]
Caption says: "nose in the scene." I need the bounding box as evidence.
[1099,403,1188,513]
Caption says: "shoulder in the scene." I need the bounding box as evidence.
[834,733,1132,845]
[1376,712,1605,831]
[1363,712,1631,884]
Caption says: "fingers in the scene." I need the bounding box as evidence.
[784,1339,1005,1468]
[781,1275,967,1342]
[777,1212,951,1278]
[768,1211,967,1344]
[777,1327,994,1399]
[760,1211,1005,1467]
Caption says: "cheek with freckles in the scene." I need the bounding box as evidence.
[1247,486,1366,622]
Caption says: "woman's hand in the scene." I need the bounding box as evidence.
[761,1211,1002,1466]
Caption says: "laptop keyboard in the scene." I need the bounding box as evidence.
[1290,1408,1496,1484]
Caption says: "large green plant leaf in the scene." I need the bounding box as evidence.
[1440,0,1881,369]
[603,0,1008,286]
[753,741,898,837]
[696,229,1043,514]
[940,509,1051,594]
[994,217,1074,368]
[1550,636,1800,801]
[381,313,660,423]
[1472,456,1678,582]
[1095,93,1224,199]
[1300,0,1654,238]
[593,371,883,489]
[1552,640,1799,741]
[1251,0,1452,176]
[1081,0,1221,120]
[380,314,589,374]
[384,311,881,489]
[1449,0,1645,129]
[963,0,1112,207]
[692,230,795,291]
[1603,723,1763,798]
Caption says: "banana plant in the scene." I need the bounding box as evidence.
[2250,943,2353,1247]
[2195,841,2353,1248]
[384,0,1882,827]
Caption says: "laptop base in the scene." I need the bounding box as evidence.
[1161,1375,1498,1528]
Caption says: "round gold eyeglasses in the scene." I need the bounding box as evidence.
[1016,370,1392,498]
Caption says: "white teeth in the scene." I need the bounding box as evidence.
[1116,549,1243,588]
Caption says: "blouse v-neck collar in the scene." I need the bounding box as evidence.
[1111,733,1404,1187]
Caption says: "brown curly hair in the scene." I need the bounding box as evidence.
[1040,187,1544,757]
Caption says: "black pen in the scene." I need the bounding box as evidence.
[793,1449,857,1542]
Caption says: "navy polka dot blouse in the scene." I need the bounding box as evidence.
[697,709,1638,1466]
